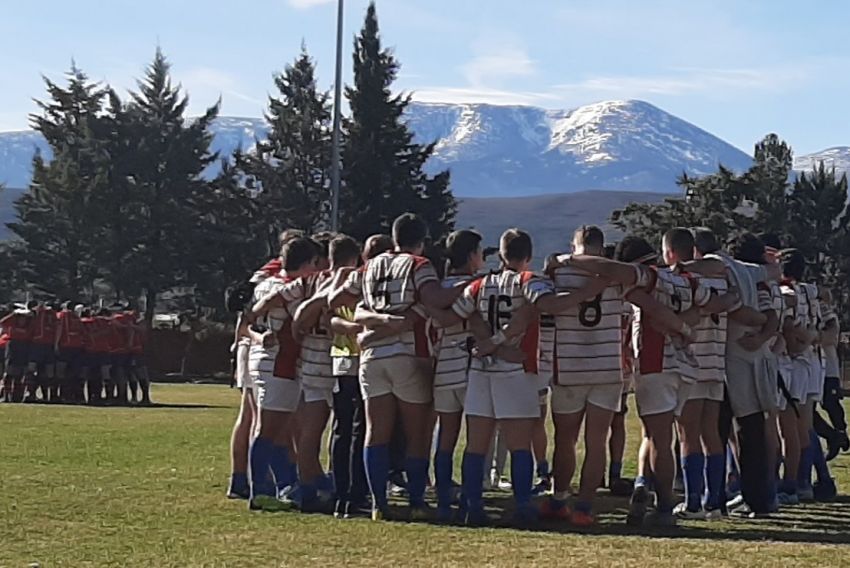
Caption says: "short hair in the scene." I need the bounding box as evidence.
[330,235,361,266]
[663,228,695,261]
[312,231,336,260]
[27,300,38,310]
[278,229,305,249]
[364,234,393,260]
[603,244,616,259]
[760,233,782,250]
[500,228,533,262]
[731,233,766,265]
[573,225,605,251]
[225,280,256,314]
[392,213,429,249]
[282,237,318,272]
[782,248,806,281]
[693,228,720,255]
[446,229,483,270]
[614,235,656,264]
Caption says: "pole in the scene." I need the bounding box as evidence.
[330,0,344,232]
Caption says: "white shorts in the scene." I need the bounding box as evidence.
[359,356,432,404]
[551,383,623,415]
[687,381,724,402]
[235,343,253,390]
[634,372,693,418]
[255,374,301,413]
[434,386,466,414]
[465,370,540,420]
[789,357,812,403]
[806,356,824,403]
[538,387,550,407]
[301,380,334,406]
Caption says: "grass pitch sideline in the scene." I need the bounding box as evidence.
[2,384,850,567]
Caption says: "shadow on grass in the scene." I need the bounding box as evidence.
[385,491,850,546]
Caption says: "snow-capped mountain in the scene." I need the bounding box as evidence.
[0,100,752,196]
[794,147,850,174]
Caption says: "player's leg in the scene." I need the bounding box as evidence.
[462,370,498,525]
[227,387,255,499]
[434,388,464,520]
[296,394,332,511]
[546,403,583,520]
[397,398,432,516]
[735,409,771,515]
[777,406,801,504]
[532,394,551,496]
[764,409,780,510]
[331,376,355,517]
[701,398,725,515]
[796,399,815,501]
[608,394,628,490]
[360,357,397,519]
[134,363,152,405]
[675,398,706,517]
[821,376,848,459]
[574,402,616,525]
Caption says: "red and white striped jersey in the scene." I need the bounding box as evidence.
[538,313,556,385]
[548,262,640,386]
[452,269,554,375]
[297,271,336,387]
[433,274,477,390]
[629,266,712,381]
[341,251,438,361]
[249,274,303,380]
[690,272,729,383]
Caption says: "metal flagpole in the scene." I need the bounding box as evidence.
[330,0,344,231]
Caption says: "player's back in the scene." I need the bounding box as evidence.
[689,271,729,382]
[550,263,626,386]
[299,271,336,385]
[433,274,477,390]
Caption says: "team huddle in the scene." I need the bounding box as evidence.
[225,212,846,527]
[0,302,151,406]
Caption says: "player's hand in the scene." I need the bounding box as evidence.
[357,329,377,347]
[473,337,498,357]
[260,331,277,349]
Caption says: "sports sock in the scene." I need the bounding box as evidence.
[249,437,275,497]
[462,452,485,513]
[268,445,292,491]
[809,429,831,483]
[574,500,592,514]
[434,450,454,510]
[682,453,705,511]
[536,459,550,478]
[405,456,429,507]
[705,453,724,510]
[229,472,249,495]
[510,449,534,508]
[609,461,623,482]
[364,445,390,510]
[635,474,648,488]
[798,444,814,489]
[779,478,798,495]
[300,483,317,505]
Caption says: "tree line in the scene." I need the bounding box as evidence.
[0,3,455,321]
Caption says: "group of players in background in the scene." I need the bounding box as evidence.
[0,301,151,406]
[225,212,847,527]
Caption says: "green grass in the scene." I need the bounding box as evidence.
[2,384,850,567]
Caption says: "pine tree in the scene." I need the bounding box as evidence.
[746,133,793,236]
[124,48,220,321]
[341,2,455,242]
[7,64,107,299]
[239,47,333,253]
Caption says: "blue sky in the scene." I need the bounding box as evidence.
[3,0,849,154]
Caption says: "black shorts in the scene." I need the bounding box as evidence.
[5,340,29,368]
[86,352,110,369]
[29,343,56,367]
[112,353,133,368]
[129,353,146,368]
[58,347,84,373]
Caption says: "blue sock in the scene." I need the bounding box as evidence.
[705,454,724,510]
[268,445,292,491]
[230,472,249,495]
[726,446,739,476]
[364,445,389,509]
[809,430,831,483]
[682,453,705,511]
[575,500,592,514]
[300,483,317,505]
[780,478,798,495]
[798,445,813,489]
[609,461,622,481]
[405,456,429,507]
[434,450,454,510]
[635,474,648,488]
[536,459,550,478]
[462,452,485,513]
[249,437,275,497]
[289,461,298,485]
[511,450,534,508]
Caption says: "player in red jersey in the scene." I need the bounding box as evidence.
[1,304,33,403]
[82,308,113,405]
[55,301,86,403]
[28,301,58,402]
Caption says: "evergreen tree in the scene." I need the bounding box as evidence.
[239,47,333,252]
[745,133,793,236]
[124,48,220,321]
[7,65,107,299]
[341,2,455,242]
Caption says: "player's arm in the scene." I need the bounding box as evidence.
[328,269,362,310]
[728,306,767,327]
[249,291,284,323]
[625,289,693,339]
[534,277,610,315]
[472,304,537,361]
[738,309,779,352]
[329,316,362,336]
[418,279,466,310]
[559,255,643,287]
[292,294,327,337]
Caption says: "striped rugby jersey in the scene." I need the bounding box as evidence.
[248,274,303,380]
[433,274,477,391]
[689,272,729,383]
[629,266,712,381]
[538,313,556,385]
[341,251,438,361]
[452,269,554,375]
[781,281,820,358]
[548,261,642,387]
[296,271,337,388]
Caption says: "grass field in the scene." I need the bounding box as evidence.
[3,384,850,567]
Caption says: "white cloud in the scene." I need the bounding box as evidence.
[462,48,536,87]
[288,0,335,9]
[412,86,557,107]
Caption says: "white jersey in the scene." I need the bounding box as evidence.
[821,301,840,377]
[433,274,477,391]
[538,313,556,385]
[628,266,713,381]
[452,269,553,375]
[296,271,336,388]
[781,282,821,362]
[549,262,637,386]
[341,251,438,361]
[690,272,729,383]
[248,274,303,380]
